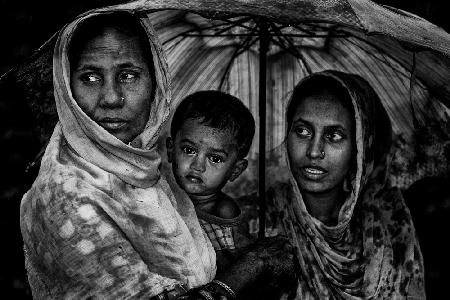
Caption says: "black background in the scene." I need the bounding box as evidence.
[0,0,447,298]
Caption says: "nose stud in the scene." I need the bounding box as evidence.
[320,150,325,158]
[120,97,125,103]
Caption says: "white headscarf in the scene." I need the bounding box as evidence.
[21,8,215,299]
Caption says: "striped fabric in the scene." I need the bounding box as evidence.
[198,219,236,251]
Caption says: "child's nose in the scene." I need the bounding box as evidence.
[190,155,206,172]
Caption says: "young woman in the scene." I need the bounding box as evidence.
[274,70,425,299]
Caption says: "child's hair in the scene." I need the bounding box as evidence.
[171,91,255,159]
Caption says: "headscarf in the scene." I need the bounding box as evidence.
[275,70,425,299]
[20,8,215,299]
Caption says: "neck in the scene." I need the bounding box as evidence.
[189,192,221,212]
[302,187,346,226]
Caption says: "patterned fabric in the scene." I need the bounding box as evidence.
[20,8,216,300]
[194,200,253,251]
[198,220,236,251]
[274,71,425,299]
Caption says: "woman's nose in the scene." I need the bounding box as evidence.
[100,79,124,108]
[190,155,206,172]
[307,137,325,159]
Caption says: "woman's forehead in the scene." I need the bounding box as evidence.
[293,93,353,121]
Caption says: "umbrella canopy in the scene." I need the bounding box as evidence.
[2,0,450,231]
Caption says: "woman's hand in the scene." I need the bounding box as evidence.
[215,236,298,299]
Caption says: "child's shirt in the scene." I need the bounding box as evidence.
[195,197,253,251]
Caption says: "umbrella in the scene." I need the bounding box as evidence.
[3,0,450,236]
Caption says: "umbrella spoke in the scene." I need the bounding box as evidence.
[179,33,258,37]
[269,23,313,74]
[343,35,410,78]
[211,16,253,35]
[162,21,231,45]
[218,28,259,89]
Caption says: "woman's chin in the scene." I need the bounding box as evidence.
[296,179,336,195]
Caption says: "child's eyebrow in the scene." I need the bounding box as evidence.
[180,138,195,145]
[207,147,229,157]
[180,138,229,156]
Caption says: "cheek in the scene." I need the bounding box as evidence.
[71,82,97,117]
[286,135,306,165]
[329,145,353,175]
[127,88,152,124]
[174,152,190,171]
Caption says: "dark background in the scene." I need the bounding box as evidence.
[0,0,447,298]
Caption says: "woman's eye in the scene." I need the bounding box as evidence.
[119,72,138,83]
[182,146,196,155]
[80,73,102,84]
[208,155,224,164]
[295,127,311,138]
[326,131,344,142]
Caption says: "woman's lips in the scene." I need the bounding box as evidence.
[98,118,127,131]
[301,166,327,180]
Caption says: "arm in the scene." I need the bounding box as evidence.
[23,193,180,299]
[181,236,297,300]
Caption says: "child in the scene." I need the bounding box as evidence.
[166,91,255,267]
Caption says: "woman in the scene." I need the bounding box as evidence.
[274,70,425,299]
[20,8,294,300]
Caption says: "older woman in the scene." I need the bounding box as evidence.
[273,70,425,299]
[20,9,294,300]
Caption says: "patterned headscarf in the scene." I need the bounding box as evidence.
[20,8,215,299]
[275,70,425,299]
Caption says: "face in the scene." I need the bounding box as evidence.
[167,119,247,201]
[70,26,153,144]
[287,92,354,195]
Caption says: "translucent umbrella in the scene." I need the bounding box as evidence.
[3,0,450,236]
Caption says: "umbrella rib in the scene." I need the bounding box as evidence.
[269,23,313,74]
[162,17,249,46]
[291,23,325,36]
[162,22,228,45]
[212,16,253,35]
[289,23,349,38]
[180,34,259,37]
[290,22,412,79]
[218,29,259,90]
[344,36,410,78]
[220,16,257,32]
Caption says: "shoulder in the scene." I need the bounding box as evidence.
[214,194,241,219]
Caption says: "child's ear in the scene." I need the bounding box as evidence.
[229,159,248,182]
[166,137,174,163]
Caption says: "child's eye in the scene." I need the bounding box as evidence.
[208,155,224,164]
[119,71,139,83]
[182,146,196,155]
[80,73,102,84]
[326,131,345,142]
[294,127,312,139]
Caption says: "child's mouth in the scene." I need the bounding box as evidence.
[186,174,203,183]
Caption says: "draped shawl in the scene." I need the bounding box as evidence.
[20,8,215,299]
[275,71,425,299]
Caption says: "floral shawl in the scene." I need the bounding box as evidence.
[20,8,215,299]
[275,71,425,299]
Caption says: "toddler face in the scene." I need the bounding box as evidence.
[169,118,244,201]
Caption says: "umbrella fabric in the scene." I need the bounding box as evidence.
[125,0,450,195]
[4,0,450,191]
